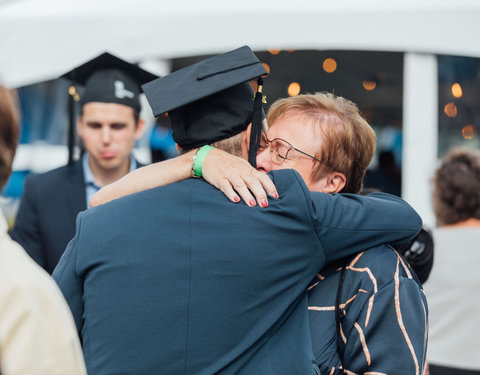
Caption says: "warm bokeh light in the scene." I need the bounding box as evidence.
[362,80,377,91]
[287,82,301,97]
[451,82,463,98]
[262,62,271,74]
[323,58,337,73]
[444,102,458,117]
[287,49,296,53]
[462,124,475,139]
[268,48,281,55]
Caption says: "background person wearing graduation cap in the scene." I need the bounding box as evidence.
[53,46,421,374]
[10,52,157,274]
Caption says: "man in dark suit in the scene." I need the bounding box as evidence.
[10,53,156,273]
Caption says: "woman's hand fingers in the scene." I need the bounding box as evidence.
[202,148,279,207]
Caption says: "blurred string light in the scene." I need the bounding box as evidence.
[362,80,376,91]
[268,48,281,55]
[323,58,337,73]
[287,49,296,53]
[462,124,475,139]
[451,82,463,98]
[444,102,458,117]
[262,62,271,74]
[287,82,301,97]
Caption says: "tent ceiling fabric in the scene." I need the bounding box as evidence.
[1,0,480,87]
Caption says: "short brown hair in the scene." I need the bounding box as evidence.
[432,147,480,226]
[0,85,19,190]
[267,92,376,193]
[211,131,244,157]
[179,130,245,157]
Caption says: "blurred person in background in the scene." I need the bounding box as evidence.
[425,147,480,375]
[10,52,156,274]
[0,85,86,375]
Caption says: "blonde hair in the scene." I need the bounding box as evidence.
[267,92,376,193]
[0,85,19,189]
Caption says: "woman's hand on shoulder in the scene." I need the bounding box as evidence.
[202,148,278,207]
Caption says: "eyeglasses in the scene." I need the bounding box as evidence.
[258,132,323,165]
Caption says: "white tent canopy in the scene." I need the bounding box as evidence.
[1,0,480,87]
[2,0,480,226]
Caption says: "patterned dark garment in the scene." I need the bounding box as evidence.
[308,245,428,375]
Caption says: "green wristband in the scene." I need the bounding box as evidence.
[192,145,214,178]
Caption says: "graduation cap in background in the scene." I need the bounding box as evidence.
[61,52,158,165]
[142,45,268,168]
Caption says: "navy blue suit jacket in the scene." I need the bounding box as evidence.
[10,159,143,274]
[53,169,421,375]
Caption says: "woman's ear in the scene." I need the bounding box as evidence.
[311,171,346,193]
[323,172,346,193]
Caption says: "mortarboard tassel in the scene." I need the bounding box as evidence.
[67,85,79,165]
[248,77,264,168]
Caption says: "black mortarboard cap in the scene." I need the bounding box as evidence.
[62,52,158,113]
[142,45,267,167]
[61,52,158,164]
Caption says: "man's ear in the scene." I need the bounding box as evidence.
[134,118,146,140]
[239,123,252,160]
[244,123,252,153]
[76,117,83,137]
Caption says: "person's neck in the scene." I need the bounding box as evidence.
[88,156,130,187]
[441,217,480,228]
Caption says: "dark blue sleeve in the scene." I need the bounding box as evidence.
[304,188,422,264]
[52,213,84,337]
[10,175,46,268]
[266,169,422,265]
[341,276,428,374]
